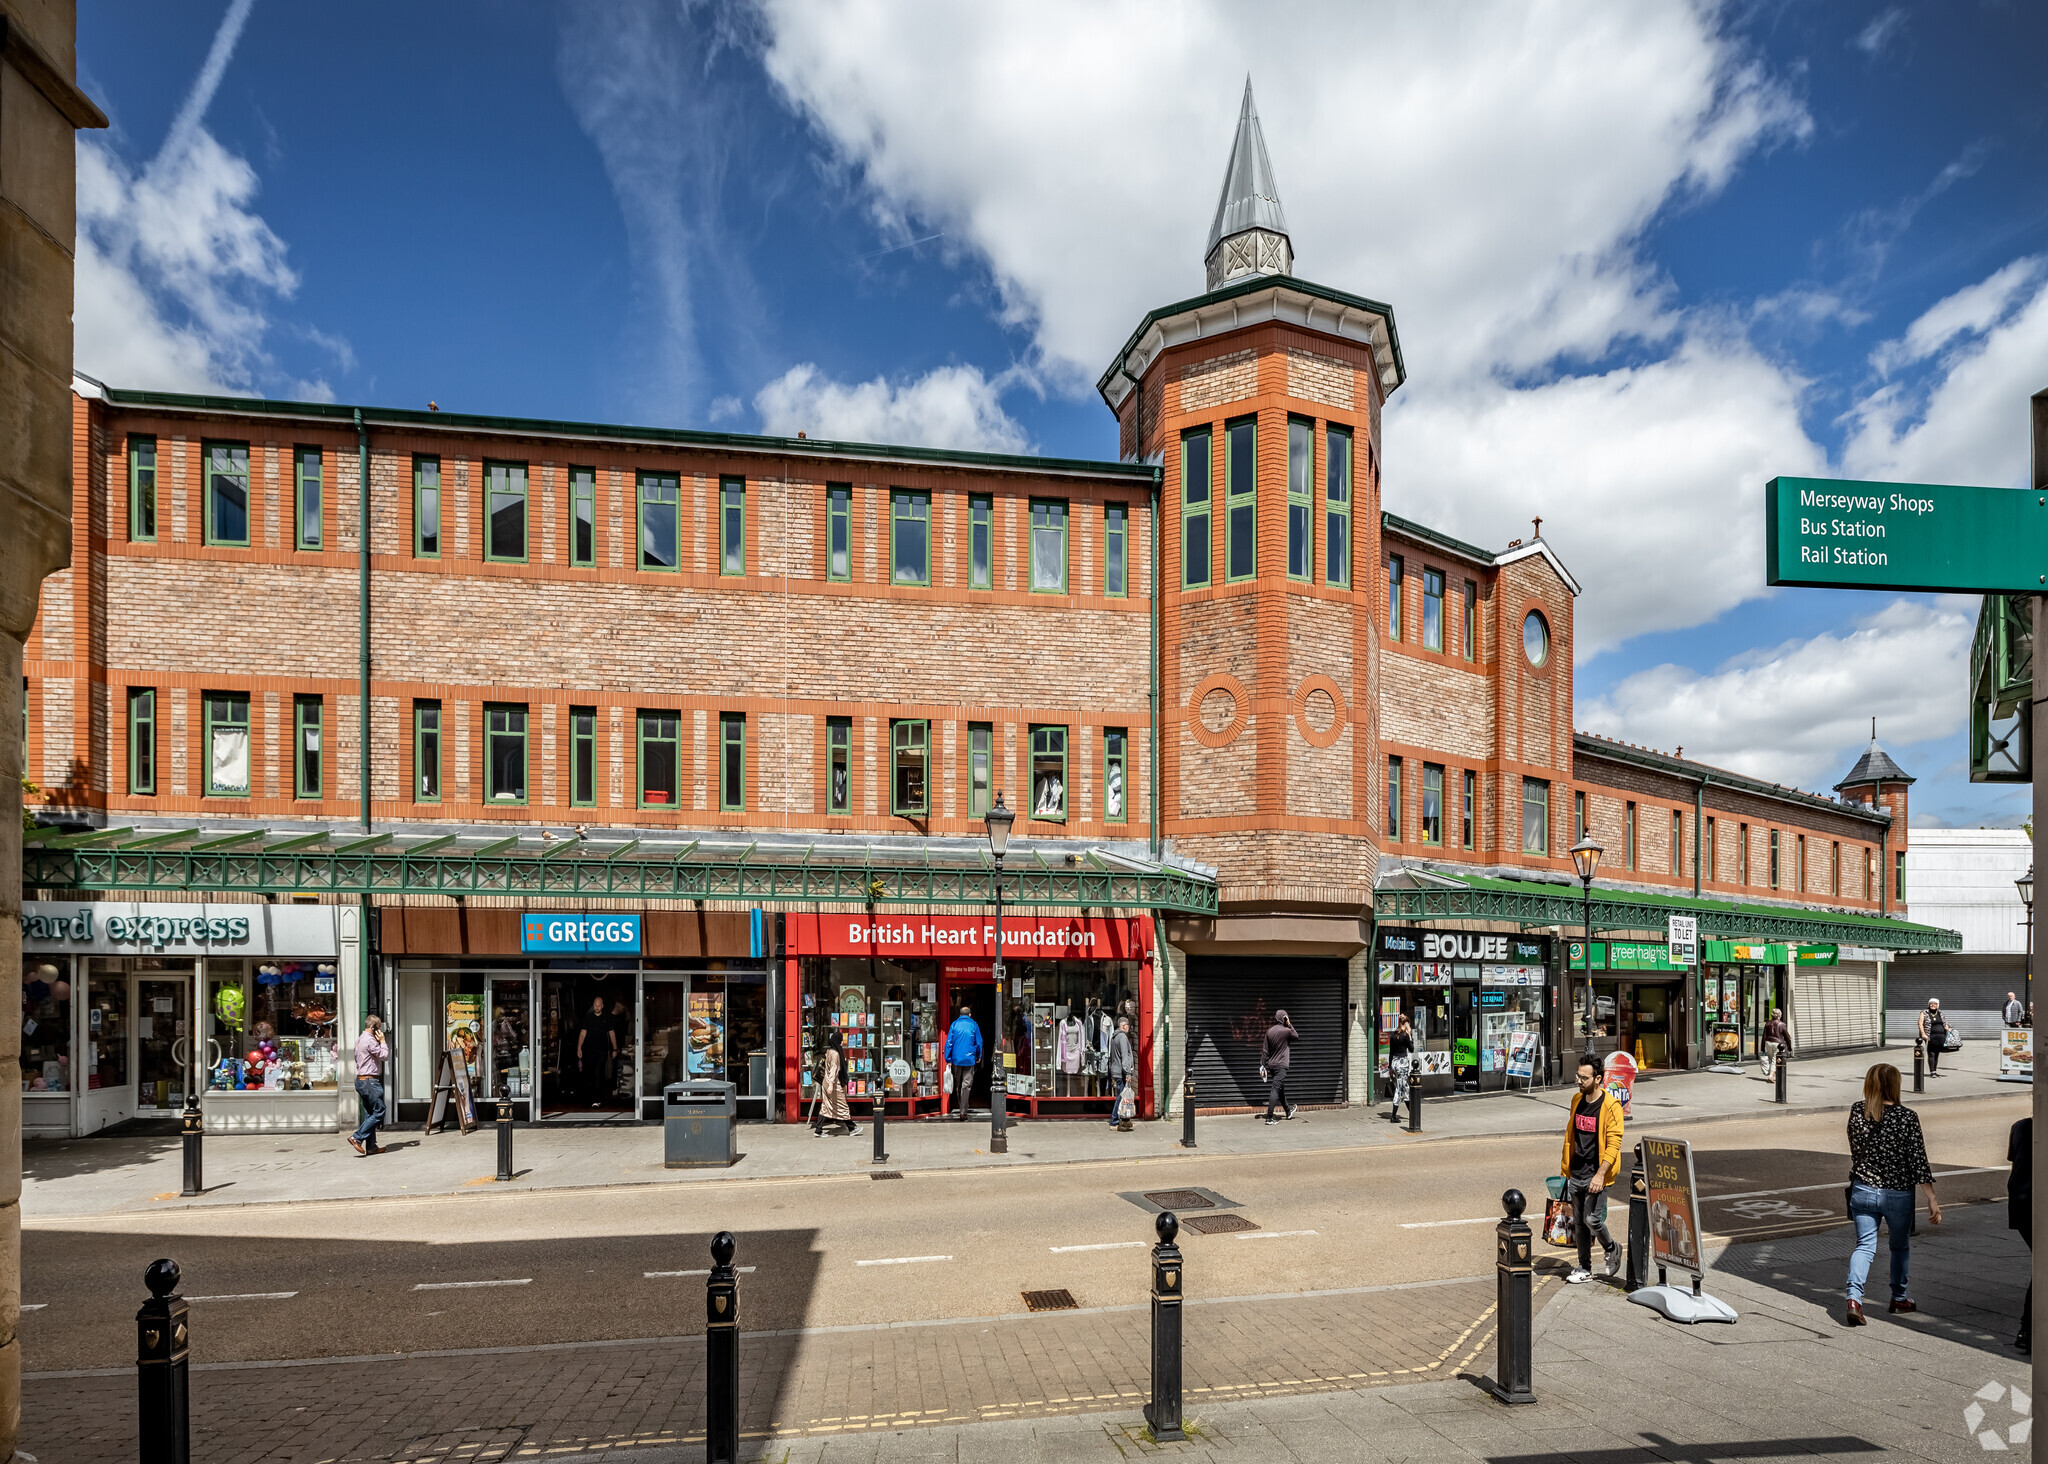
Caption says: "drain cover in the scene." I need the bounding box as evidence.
[1141,1189,1215,1210]
[1021,1288,1079,1312]
[1183,1213,1260,1235]
[870,1170,904,1180]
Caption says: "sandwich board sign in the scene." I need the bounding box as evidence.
[1629,1136,1736,1323]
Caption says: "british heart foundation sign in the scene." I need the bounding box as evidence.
[786,912,1150,962]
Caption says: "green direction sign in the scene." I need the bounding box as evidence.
[1766,477,2048,593]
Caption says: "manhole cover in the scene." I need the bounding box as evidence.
[871,1170,904,1180]
[1021,1288,1079,1312]
[1141,1189,1215,1210]
[1183,1213,1260,1235]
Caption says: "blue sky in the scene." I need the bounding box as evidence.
[74,1,2048,829]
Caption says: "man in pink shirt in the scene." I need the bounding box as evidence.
[349,1014,389,1156]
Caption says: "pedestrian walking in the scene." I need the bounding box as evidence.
[811,1030,859,1138]
[576,995,617,1106]
[1261,1010,1299,1125]
[943,1004,983,1121]
[2006,992,2027,1026]
[1916,999,1948,1077]
[348,1014,388,1157]
[1557,1053,1623,1284]
[2011,1114,2032,1353]
[1761,1008,1791,1079]
[1385,1015,1414,1122]
[1843,1062,1941,1326]
[1107,1015,1135,1130]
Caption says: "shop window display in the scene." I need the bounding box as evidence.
[21,956,72,1093]
[86,965,128,1090]
[205,959,339,1091]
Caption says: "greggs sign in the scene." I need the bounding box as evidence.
[789,913,1149,961]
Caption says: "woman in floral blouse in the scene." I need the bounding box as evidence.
[1843,1063,1942,1326]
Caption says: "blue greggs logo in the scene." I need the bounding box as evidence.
[520,913,641,953]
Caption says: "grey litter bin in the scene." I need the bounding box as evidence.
[664,1079,738,1169]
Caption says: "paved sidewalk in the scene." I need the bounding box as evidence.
[25,1040,2011,1218]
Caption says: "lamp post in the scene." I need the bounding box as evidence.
[985,793,1015,1156]
[1570,836,1604,1067]
[2019,864,2035,1029]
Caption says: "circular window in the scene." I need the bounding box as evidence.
[1522,609,1551,668]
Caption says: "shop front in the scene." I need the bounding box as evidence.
[1567,939,1692,1070]
[379,907,774,1124]
[783,912,1153,1122]
[20,901,342,1136]
[1373,928,1551,1094]
[1698,942,1786,1067]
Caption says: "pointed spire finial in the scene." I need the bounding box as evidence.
[1204,78,1293,290]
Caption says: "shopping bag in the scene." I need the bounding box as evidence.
[1542,1196,1575,1248]
[1544,1175,1567,1202]
[1115,1082,1137,1122]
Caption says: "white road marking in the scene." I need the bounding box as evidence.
[1400,1217,1495,1229]
[1050,1242,1148,1253]
[855,1255,952,1267]
[1700,1166,2006,1204]
[19,1305,46,1312]
[1235,1230,1318,1241]
[412,1279,532,1291]
[645,1267,758,1277]
[186,1292,298,1302]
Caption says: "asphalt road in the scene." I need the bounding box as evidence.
[24,1092,2022,1374]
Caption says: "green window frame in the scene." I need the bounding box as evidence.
[827,717,852,813]
[1672,812,1684,876]
[1705,817,1717,881]
[1029,725,1067,822]
[1104,503,1128,597]
[1574,789,1587,841]
[293,695,323,799]
[1769,828,1781,889]
[1029,499,1067,593]
[891,489,928,586]
[203,441,250,547]
[484,461,528,564]
[1462,768,1475,849]
[720,476,746,576]
[1625,801,1637,870]
[570,467,597,567]
[414,456,441,558]
[128,436,157,543]
[1387,555,1404,640]
[1324,425,1350,587]
[1463,579,1477,661]
[1422,568,1445,652]
[1224,416,1256,582]
[1832,840,1841,895]
[1181,427,1212,589]
[1421,762,1443,845]
[203,692,251,797]
[1739,823,1750,884]
[294,446,323,550]
[968,494,992,589]
[1386,757,1403,841]
[1286,416,1313,581]
[1103,728,1129,823]
[720,713,747,811]
[414,701,441,803]
[127,687,156,795]
[968,722,992,817]
[485,703,528,804]
[1521,777,1549,855]
[891,719,929,816]
[638,709,681,807]
[570,706,596,807]
[827,483,852,582]
[638,471,680,571]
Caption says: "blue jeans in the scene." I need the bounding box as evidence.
[352,1077,386,1150]
[1846,1181,1914,1301]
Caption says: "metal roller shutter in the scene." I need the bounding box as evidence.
[1184,958,1348,1108]
[1792,961,1882,1054]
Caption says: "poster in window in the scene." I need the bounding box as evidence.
[688,990,725,1077]
[1033,766,1064,818]
[212,725,249,794]
[445,994,483,1080]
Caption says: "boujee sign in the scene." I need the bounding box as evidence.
[788,913,1149,961]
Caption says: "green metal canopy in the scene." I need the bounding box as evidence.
[22,826,1219,914]
[1375,871,1960,953]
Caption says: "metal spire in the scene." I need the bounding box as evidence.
[1204,77,1293,289]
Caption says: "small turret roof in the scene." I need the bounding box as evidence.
[1835,726,1915,790]
[1204,78,1290,263]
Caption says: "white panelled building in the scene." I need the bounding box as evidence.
[1889,828,2031,1038]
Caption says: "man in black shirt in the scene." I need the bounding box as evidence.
[576,995,616,1107]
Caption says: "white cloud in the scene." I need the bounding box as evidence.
[1577,597,1974,791]
[1852,8,1908,58]
[753,363,1030,452]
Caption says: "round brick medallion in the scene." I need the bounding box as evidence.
[1292,675,1348,748]
[1187,673,1249,748]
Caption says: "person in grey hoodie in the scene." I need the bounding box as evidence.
[1262,1010,1300,1125]
[1106,1016,1135,1129]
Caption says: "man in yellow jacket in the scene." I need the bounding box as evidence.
[1559,1053,1625,1283]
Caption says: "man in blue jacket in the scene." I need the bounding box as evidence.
[944,1006,984,1121]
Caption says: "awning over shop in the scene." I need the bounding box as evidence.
[22,826,1219,914]
[1375,869,1959,953]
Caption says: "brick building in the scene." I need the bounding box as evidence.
[22,84,1954,1137]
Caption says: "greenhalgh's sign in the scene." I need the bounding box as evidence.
[1767,477,2048,593]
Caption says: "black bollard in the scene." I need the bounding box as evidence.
[1144,1211,1185,1443]
[1625,1141,1650,1292]
[137,1258,190,1464]
[706,1231,740,1464]
[1489,1190,1537,1405]
[1406,1073,1422,1133]
[1913,1037,1925,1094]
[179,1096,203,1198]
[1774,1043,1789,1105]
[496,1097,514,1182]
[1180,1077,1196,1149]
[873,1088,889,1165]
[991,1052,1008,1155]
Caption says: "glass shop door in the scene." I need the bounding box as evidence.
[135,976,191,1114]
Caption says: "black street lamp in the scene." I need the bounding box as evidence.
[1569,836,1603,1065]
[2018,864,2034,1028]
[985,792,1015,1156]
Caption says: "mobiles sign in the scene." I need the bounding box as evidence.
[1766,477,2048,594]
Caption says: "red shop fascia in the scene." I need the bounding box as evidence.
[782,912,1156,1123]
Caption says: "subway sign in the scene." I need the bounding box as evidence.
[520,913,642,953]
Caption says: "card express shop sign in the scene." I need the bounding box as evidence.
[520,913,642,953]
[21,905,249,947]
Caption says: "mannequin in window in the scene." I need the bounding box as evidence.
[1034,771,1063,818]
[1056,1008,1086,1095]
